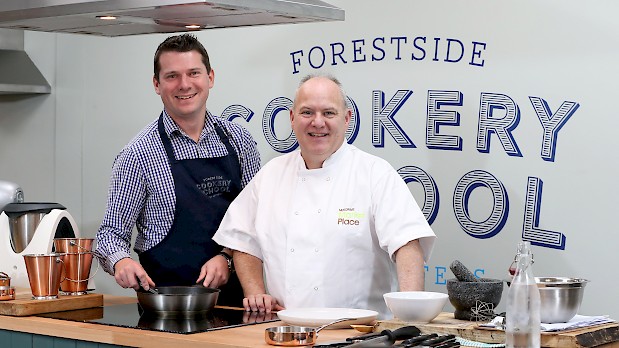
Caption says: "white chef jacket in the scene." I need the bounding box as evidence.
[213,143,436,318]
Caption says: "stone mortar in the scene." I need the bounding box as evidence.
[446,278,504,321]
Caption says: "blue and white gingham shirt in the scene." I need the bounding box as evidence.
[95,110,261,275]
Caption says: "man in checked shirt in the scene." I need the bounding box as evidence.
[95,33,260,307]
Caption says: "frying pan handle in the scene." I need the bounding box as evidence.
[315,317,355,333]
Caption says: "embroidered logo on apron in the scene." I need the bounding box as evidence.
[197,175,232,198]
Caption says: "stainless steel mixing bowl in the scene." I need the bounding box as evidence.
[136,285,220,318]
[537,277,588,323]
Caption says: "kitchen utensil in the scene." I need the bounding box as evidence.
[54,238,93,253]
[0,272,10,286]
[341,326,421,347]
[398,333,438,346]
[406,334,456,347]
[0,180,23,212]
[349,324,374,333]
[265,317,354,346]
[0,272,15,301]
[276,308,378,328]
[449,260,479,282]
[0,202,80,289]
[136,285,219,318]
[23,253,66,300]
[137,279,158,294]
[537,277,588,323]
[0,285,15,301]
[446,278,503,321]
[383,291,448,322]
[5,203,67,253]
[54,238,98,295]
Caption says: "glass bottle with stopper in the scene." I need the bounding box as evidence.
[506,241,541,348]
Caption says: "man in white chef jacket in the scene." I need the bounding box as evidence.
[213,73,436,318]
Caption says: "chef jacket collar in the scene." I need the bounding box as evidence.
[298,141,350,172]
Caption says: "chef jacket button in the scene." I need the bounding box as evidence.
[302,178,306,182]
[326,177,331,181]
[290,248,295,252]
[317,209,321,213]
[314,287,318,291]
[314,248,319,252]
[295,211,299,215]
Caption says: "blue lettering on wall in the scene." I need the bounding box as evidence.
[427,90,463,150]
[523,177,566,250]
[444,38,465,63]
[453,170,509,239]
[263,97,297,153]
[425,265,487,285]
[372,37,386,61]
[221,104,254,123]
[529,97,580,162]
[308,46,326,69]
[289,36,488,73]
[477,92,522,157]
[435,266,447,285]
[372,90,415,148]
[470,41,487,67]
[397,166,440,224]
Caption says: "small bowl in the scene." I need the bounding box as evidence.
[537,277,588,323]
[383,291,448,323]
[446,278,503,321]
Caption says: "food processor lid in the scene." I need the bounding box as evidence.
[3,202,66,218]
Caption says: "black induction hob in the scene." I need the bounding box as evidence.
[37,303,279,334]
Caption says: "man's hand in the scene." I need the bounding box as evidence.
[114,258,155,291]
[243,294,285,313]
[196,254,229,288]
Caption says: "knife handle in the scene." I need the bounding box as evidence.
[346,331,383,342]
[389,326,422,341]
[400,333,438,346]
[420,334,456,347]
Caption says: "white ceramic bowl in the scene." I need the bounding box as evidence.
[383,291,448,322]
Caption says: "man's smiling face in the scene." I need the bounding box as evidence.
[290,76,351,169]
[153,50,214,122]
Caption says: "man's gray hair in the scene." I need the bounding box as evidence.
[294,72,348,109]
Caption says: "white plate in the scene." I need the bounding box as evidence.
[276,307,378,329]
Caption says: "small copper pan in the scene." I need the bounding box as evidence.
[265,318,352,346]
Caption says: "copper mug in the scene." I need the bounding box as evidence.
[53,238,97,295]
[23,253,65,300]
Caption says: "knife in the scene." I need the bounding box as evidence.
[341,326,421,347]
[394,333,438,347]
[405,334,457,348]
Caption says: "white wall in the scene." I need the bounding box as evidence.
[1,0,617,316]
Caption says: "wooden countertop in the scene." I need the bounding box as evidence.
[0,293,360,348]
[4,292,616,348]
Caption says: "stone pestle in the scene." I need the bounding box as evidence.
[450,260,480,282]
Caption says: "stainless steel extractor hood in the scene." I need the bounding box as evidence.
[0,28,51,95]
[0,0,345,37]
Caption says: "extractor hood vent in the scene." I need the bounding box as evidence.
[0,29,51,95]
[0,0,345,37]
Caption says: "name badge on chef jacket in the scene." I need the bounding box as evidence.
[336,208,365,226]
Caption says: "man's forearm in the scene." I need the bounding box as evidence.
[232,250,266,295]
[394,240,425,291]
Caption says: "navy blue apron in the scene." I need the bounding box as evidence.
[139,113,244,307]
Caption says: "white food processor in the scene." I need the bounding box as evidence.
[0,200,81,288]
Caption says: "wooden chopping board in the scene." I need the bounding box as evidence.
[0,288,103,316]
[376,313,619,348]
